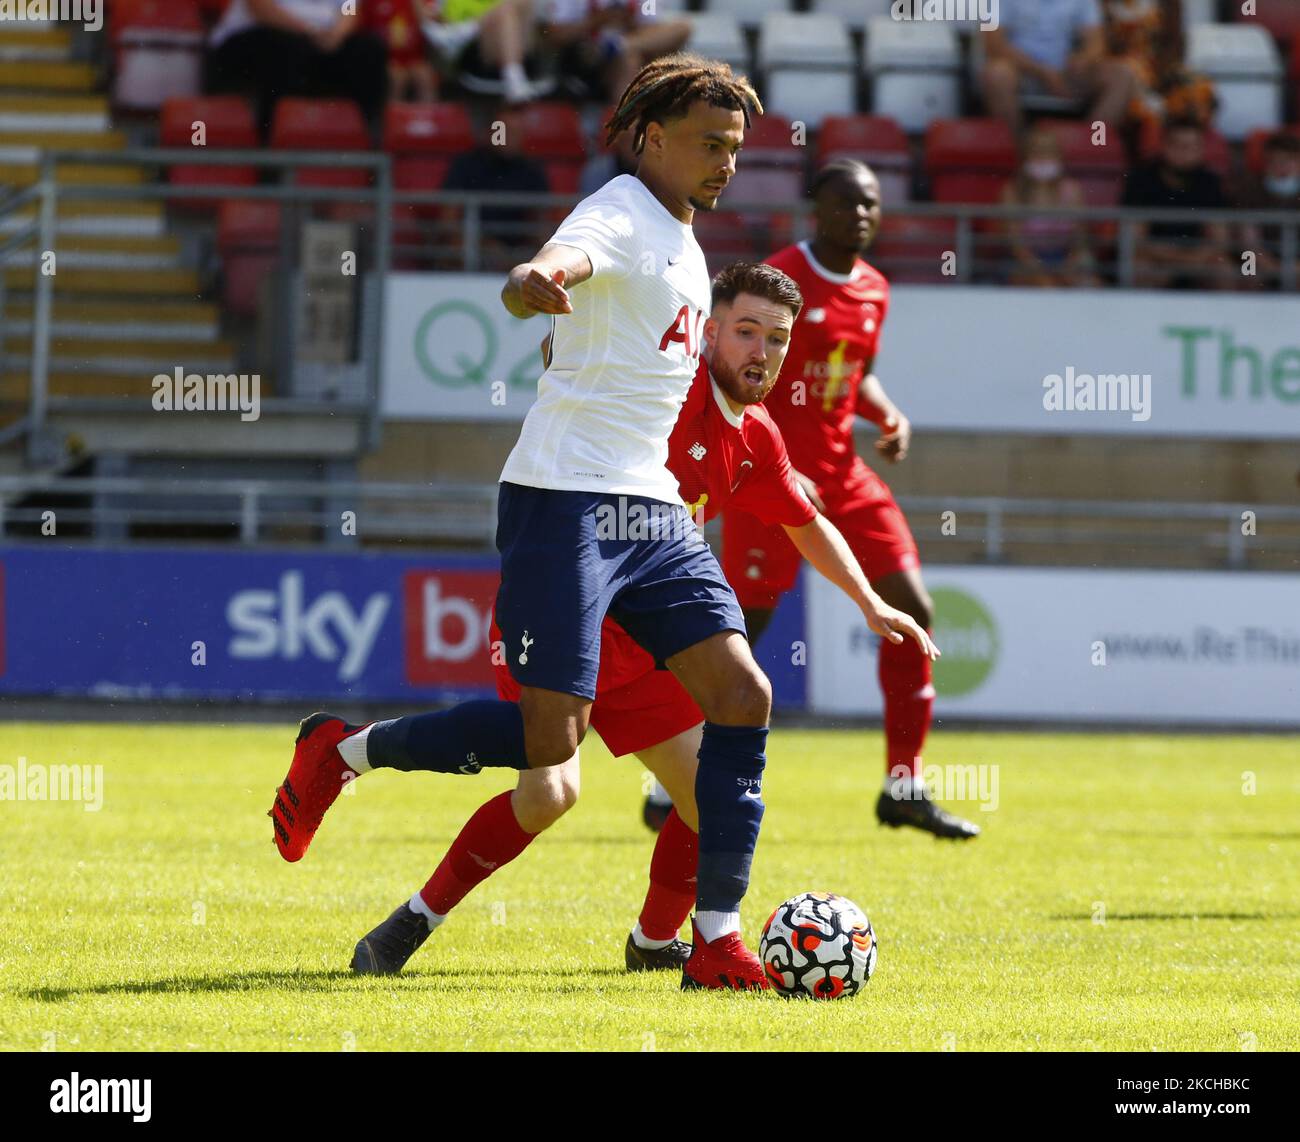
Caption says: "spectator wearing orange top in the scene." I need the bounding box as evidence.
[1102,0,1216,134]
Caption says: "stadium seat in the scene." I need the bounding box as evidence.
[270,98,372,188]
[702,0,790,23]
[724,113,805,214]
[1187,23,1283,139]
[817,114,912,204]
[162,96,259,206]
[924,117,1017,204]
[685,14,750,75]
[383,102,474,157]
[868,215,957,283]
[1181,0,1217,28]
[110,0,204,111]
[1234,0,1300,44]
[510,102,586,209]
[863,17,961,134]
[811,0,892,32]
[1243,124,1300,174]
[693,210,760,276]
[217,200,280,317]
[759,13,859,128]
[384,104,471,215]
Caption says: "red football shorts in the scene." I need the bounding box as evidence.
[721,460,920,610]
[490,614,704,759]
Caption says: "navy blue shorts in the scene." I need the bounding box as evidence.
[494,481,747,700]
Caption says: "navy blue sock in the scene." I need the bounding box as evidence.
[694,722,768,913]
[366,701,528,774]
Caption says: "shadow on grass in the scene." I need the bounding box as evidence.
[1049,911,1297,922]
[18,965,635,1003]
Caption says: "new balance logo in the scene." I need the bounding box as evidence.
[688,442,706,461]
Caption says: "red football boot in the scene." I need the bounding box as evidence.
[680,918,770,991]
[269,712,367,863]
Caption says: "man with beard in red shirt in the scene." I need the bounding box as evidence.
[720,159,979,840]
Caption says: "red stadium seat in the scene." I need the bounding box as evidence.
[271,99,372,188]
[869,215,957,284]
[1236,0,1300,44]
[513,102,587,161]
[110,0,205,110]
[924,118,1017,203]
[1036,119,1127,215]
[817,115,912,203]
[383,102,474,157]
[162,96,259,207]
[1244,124,1300,174]
[693,211,759,276]
[217,201,281,318]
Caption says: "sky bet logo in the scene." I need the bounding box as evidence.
[227,571,389,682]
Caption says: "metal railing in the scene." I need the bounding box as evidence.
[0,147,395,460]
[2,474,1298,570]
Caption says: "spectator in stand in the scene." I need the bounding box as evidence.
[539,0,691,103]
[207,0,389,138]
[1103,0,1216,134]
[363,0,439,103]
[982,0,1141,133]
[1121,116,1232,290]
[442,102,550,271]
[425,0,548,104]
[1000,125,1099,287]
[578,121,637,196]
[1238,132,1300,290]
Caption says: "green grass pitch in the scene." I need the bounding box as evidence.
[1,722,1297,1052]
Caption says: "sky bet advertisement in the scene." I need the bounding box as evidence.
[0,546,807,709]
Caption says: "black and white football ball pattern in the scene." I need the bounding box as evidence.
[760,892,878,999]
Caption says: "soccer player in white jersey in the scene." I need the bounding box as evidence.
[270,55,788,990]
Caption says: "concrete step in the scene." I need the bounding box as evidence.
[2,265,201,296]
[0,233,183,270]
[0,94,110,133]
[0,27,73,61]
[1,372,269,402]
[5,335,233,361]
[0,161,144,186]
[2,298,220,340]
[0,60,98,92]
[0,129,127,153]
[0,200,166,238]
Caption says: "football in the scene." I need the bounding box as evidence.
[760,892,878,999]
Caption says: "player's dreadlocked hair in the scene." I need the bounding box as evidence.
[604,52,763,154]
[809,158,874,197]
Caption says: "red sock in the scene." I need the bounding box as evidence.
[878,633,934,781]
[637,807,698,941]
[419,791,536,916]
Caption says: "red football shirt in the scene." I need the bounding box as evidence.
[667,359,817,530]
[762,241,890,493]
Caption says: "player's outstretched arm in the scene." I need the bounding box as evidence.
[783,514,939,661]
[501,243,594,319]
[857,372,912,463]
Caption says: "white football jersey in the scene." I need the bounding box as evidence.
[499,174,711,505]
